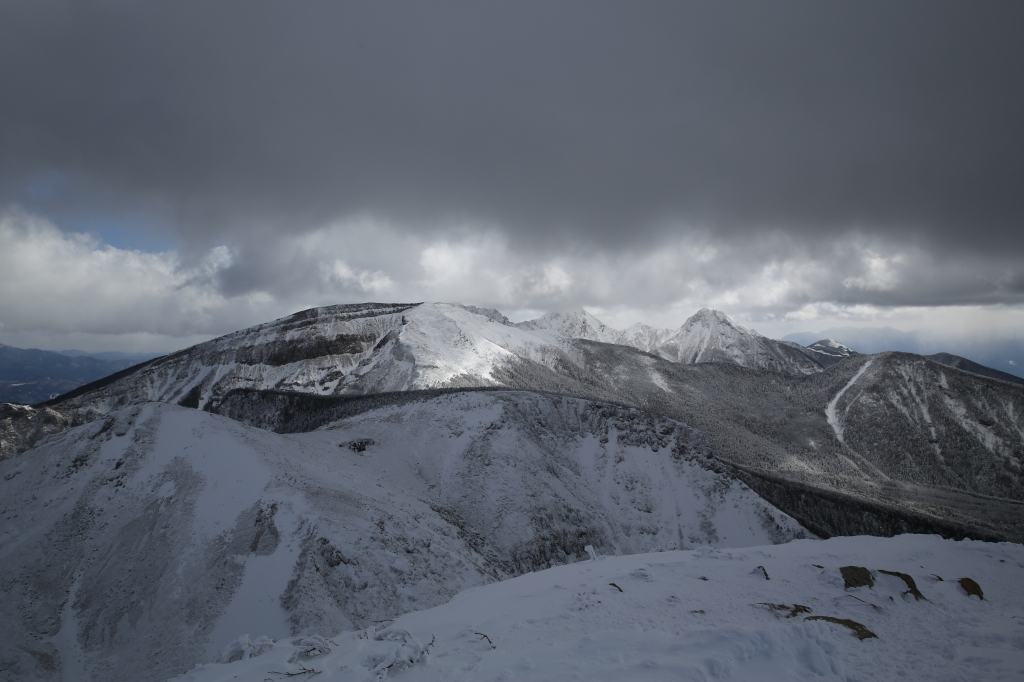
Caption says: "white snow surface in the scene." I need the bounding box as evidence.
[172,534,1024,682]
[0,391,807,682]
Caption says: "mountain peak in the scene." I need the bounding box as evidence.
[689,308,732,323]
[682,308,751,334]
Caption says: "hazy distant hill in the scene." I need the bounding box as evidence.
[0,344,161,403]
[926,352,1024,386]
[783,327,1024,381]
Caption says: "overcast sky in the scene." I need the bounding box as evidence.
[1,1,1022,352]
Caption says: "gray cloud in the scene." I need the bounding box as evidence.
[1,1,1023,347]
[3,3,1022,244]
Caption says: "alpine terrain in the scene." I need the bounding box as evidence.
[1,301,1021,681]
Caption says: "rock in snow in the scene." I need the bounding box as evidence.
[171,534,1024,682]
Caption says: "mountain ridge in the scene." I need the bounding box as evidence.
[4,302,1022,544]
[518,307,825,374]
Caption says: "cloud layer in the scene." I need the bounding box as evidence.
[0,2,1022,350]
[3,209,1021,353]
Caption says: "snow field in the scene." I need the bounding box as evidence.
[172,534,1024,682]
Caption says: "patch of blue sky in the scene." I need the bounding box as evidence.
[71,213,177,253]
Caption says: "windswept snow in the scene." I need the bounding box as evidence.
[172,534,1024,682]
[826,358,874,445]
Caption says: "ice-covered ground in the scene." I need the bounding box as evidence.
[172,534,1024,682]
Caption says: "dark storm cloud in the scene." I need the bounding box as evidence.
[2,0,1022,256]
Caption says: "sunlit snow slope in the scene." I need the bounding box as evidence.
[174,534,1024,682]
[0,391,806,682]
[46,303,582,419]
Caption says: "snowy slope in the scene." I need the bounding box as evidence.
[173,534,1024,682]
[0,391,806,682]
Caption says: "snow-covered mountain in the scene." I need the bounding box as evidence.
[45,302,583,417]
[0,392,806,682]
[516,308,625,345]
[485,341,1024,543]
[38,303,827,427]
[802,338,858,367]
[4,301,1020,542]
[518,308,825,374]
[4,300,1023,681]
[172,534,1024,682]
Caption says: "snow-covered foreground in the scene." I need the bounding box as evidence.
[173,534,1024,682]
[0,391,805,681]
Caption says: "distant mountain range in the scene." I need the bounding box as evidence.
[19,304,857,414]
[0,344,161,404]
[784,327,1024,381]
[2,308,1019,405]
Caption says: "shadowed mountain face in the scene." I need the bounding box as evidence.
[490,344,1024,541]
[4,302,1023,543]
